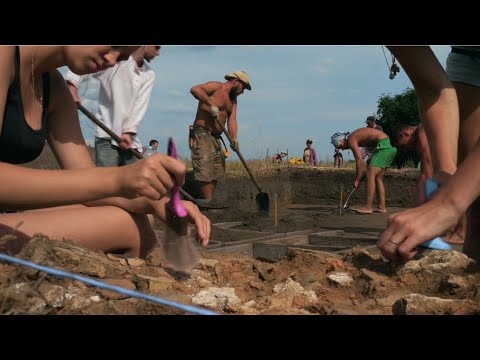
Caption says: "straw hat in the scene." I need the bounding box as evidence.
[224,70,252,90]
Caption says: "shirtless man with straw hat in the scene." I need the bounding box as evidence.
[190,70,252,204]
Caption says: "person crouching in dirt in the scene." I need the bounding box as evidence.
[393,123,465,244]
[331,128,397,214]
[333,149,343,168]
[392,124,433,205]
[273,151,287,164]
[190,70,251,204]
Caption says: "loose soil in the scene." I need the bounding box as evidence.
[2,165,479,315]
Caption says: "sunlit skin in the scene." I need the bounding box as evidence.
[190,76,248,201]
[335,128,392,214]
[378,46,471,262]
[394,125,432,204]
[393,124,466,246]
[0,46,210,257]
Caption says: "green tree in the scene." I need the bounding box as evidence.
[376,87,420,137]
[376,87,420,168]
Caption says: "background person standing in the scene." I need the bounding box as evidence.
[65,46,161,167]
[303,139,317,165]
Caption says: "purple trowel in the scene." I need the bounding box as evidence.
[161,137,199,272]
[167,137,188,221]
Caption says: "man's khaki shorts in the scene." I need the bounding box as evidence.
[191,126,226,182]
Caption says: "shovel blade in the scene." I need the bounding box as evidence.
[256,192,270,214]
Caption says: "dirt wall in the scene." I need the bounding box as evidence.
[185,167,417,209]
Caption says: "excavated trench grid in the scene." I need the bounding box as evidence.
[200,204,464,262]
[200,203,383,262]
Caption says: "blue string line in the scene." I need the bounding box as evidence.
[0,253,218,315]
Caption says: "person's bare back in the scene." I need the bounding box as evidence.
[348,127,388,149]
[331,126,397,216]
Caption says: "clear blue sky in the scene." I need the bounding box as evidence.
[64,45,451,162]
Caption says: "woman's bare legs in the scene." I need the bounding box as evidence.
[0,205,157,258]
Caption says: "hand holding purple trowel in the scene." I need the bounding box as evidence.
[159,137,200,272]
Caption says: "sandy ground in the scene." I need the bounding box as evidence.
[204,204,400,236]
[2,165,479,315]
[1,236,479,315]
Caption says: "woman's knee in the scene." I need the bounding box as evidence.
[1,206,157,258]
[128,213,157,258]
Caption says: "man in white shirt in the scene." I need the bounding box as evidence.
[65,46,160,166]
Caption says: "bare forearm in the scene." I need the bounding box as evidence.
[93,195,171,222]
[441,143,480,215]
[421,157,433,179]
[0,164,120,210]
[419,88,458,175]
[86,196,157,214]
[355,159,364,182]
[227,119,238,140]
[415,174,428,205]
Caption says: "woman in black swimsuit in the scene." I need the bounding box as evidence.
[0,46,210,257]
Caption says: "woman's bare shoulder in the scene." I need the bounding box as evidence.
[0,46,16,86]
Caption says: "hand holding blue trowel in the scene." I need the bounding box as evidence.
[419,178,453,251]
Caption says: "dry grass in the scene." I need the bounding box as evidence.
[221,159,415,179]
[182,155,357,179]
[26,146,417,179]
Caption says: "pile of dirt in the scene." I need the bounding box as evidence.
[5,158,475,315]
[1,236,479,315]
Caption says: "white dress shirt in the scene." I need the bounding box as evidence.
[65,56,155,151]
